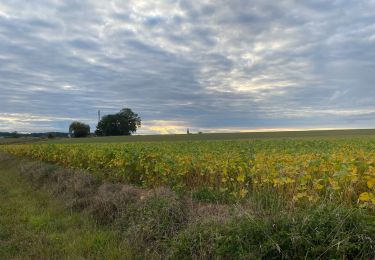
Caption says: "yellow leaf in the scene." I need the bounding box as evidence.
[314,183,324,190]
[285,177,295,184]
[272,178,280,186]
[239,188,248,198]
[329,178,341,190]
[293,192,307,201]
[359,192,370,202]
[351,167,358,174]
[236,173,246,183]
[367,178,375,189]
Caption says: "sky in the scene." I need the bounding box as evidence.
[0,0,375,134]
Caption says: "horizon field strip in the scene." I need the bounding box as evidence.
[44,129,375,144]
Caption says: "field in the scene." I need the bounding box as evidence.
[2,131,375,207]
[45,128,375,144]
[1,130,375,258]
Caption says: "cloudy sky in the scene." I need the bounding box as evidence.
[0,0,375,134]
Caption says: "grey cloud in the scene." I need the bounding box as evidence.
[0,0,375,133]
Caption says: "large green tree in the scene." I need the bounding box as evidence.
[69,121,90,138]
[95,108,141,136]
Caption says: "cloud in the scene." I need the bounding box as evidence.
[0,0,374,133]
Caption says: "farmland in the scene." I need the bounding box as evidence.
[1,131,375,208]
[46,128,375,144]
[1,130,375,258]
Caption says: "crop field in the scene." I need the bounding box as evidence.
[2,133,375,209]
[45,128,375,144]
[2,131,375,258]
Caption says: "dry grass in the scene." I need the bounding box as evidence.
[91,183,144,224]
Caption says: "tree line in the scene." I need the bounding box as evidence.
[69,108,141,138]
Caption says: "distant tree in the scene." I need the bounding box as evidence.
[10,131,20,138]
[69,121,90,138]
[95,108,141,136]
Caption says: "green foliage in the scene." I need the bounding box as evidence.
[1,154,375,259]
[171,204,375,259]
[3,137,375,206]
[0,159,133,259]
[95,108,141,136]
[69,121,90,138]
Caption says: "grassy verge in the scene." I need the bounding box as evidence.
[1,154,374,259]
[0,157,133,259]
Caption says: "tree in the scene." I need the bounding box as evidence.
[95,108,141,136]
[10,131,20,138]
[69,121,90,138]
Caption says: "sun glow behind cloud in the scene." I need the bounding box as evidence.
[0,0,375,134]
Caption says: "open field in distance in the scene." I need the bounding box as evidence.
[44,129,375,144]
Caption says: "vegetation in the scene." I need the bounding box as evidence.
[0,131,68,138]
[1,131,375,258]
[46,128,375,144]
[0,153,374,259]
[0,156,133,259]
[0,137,42,145]
[171,204,375,259]
[69,121,90,138]
[2,137,375,208]
[95,108,141,136]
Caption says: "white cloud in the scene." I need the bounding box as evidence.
[0,0,375,133]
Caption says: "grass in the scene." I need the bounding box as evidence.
[171,203,375,259]
[0,158,134,259]
[44,129,375,144]
[1,154,374,259]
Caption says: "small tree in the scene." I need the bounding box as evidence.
[95,108,141,136]
[69,121,90,138]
